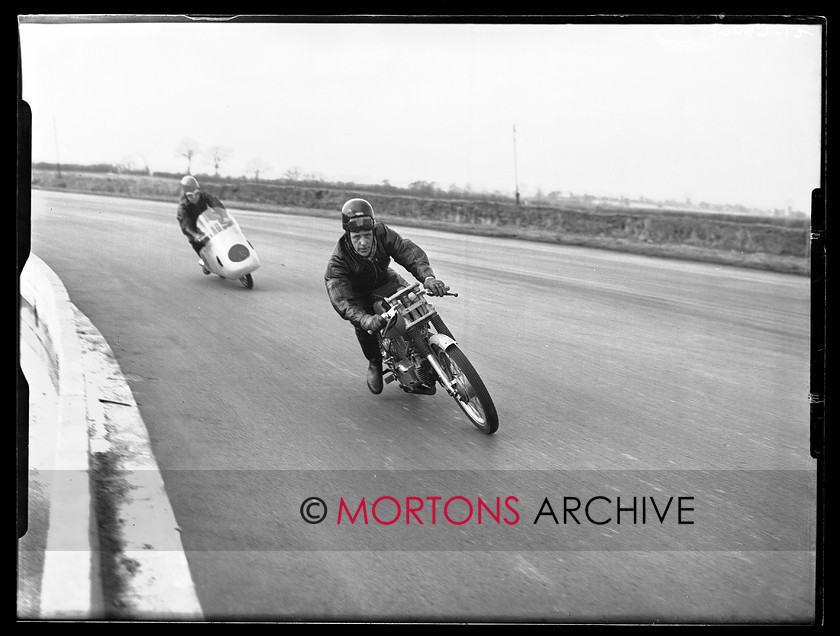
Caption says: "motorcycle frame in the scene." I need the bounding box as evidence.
[377,283,460,397]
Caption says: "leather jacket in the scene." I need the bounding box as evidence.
[325,223,436,329]
[177,191,225,242]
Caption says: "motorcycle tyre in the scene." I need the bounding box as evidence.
[240,273,254,289]
[435,345,498,434]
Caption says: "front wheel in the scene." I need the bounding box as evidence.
[435,345,498,434]
[239,273,254,289]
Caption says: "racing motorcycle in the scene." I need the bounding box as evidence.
[195,206,260,289]
[373,281,499,434]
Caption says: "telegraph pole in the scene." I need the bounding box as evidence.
[53,117,62,179]
[513,124,520,205]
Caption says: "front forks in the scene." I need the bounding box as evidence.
[401,327,461,397]
[425,351,459,397]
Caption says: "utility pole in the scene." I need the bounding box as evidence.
[512,124,520,205]
[53,117,62,179]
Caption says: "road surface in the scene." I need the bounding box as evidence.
[24,189,815,623]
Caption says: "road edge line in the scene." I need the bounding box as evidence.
[75,307,204,621]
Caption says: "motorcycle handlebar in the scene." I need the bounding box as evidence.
[381,282,459,303]
[368,290,456,333]
[416,286,459,298]
[419,283,458,297]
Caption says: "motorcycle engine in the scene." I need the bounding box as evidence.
[396,359,421,386]
[386,337,432,388]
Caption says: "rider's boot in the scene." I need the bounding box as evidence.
[366,357,384,394]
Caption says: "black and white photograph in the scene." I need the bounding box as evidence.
[17,14,824,624]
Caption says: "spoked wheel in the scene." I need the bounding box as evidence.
[434,345,498,434]
[239,273,254,289]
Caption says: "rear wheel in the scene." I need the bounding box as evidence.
[434,345,498,434]
[240,273,254,289]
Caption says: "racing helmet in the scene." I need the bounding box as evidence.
[341,198,376,233]
[180,175,200,193]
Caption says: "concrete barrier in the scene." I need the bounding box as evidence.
[20,254,96,619]
[19,254,203,620]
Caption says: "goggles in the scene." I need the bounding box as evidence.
[346,216,375,232]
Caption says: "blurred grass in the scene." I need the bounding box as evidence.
[30,170,810,276]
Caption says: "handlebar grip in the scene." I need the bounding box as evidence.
[419,286,458,298]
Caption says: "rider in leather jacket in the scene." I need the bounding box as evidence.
[324,198,448,394]
[176,175,226,259]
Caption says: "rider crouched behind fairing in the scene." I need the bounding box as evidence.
[176,175,226,260]
[324,198,449,395]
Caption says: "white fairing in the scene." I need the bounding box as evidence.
[197,207,260,279]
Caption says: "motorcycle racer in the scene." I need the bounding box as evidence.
[324,198,449,394]
[176,175,228,270]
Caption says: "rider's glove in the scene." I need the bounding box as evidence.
[424,277,449,297]
[360,314,385,333]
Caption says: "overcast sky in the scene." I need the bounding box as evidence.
[18,16,823,212]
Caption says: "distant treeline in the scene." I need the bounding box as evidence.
[29,165,811,275]
[30,161,519,204]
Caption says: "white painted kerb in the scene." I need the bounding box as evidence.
[20,254,94,619]
[20,254,203,620]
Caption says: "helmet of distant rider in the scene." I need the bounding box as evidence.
[180,175,200,193]
[341,198,376,233]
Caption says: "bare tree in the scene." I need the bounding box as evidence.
[176,138,201,175]
[137,153,151,175]
[206,145,233,177]
[408,180,437,195]
[284,166,302,181]
[118,154,138,173]
[246,157,272,182]
[117,153,150,175]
